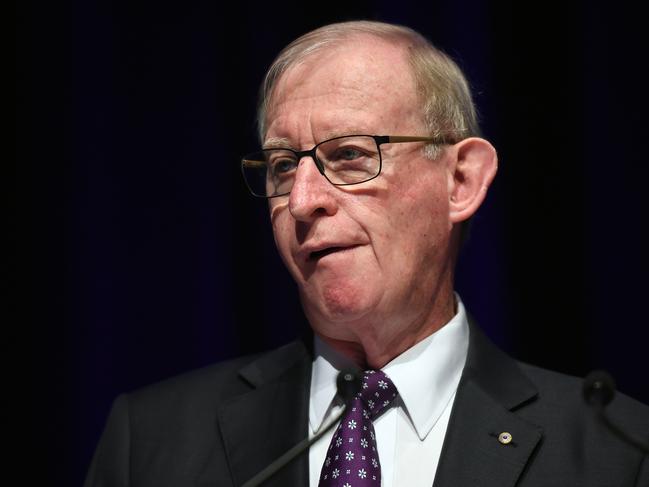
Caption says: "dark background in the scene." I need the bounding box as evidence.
[16,1,648,485]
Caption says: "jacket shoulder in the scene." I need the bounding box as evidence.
[125,340,310,419]
[84,340,312,487]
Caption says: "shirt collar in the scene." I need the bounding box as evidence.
[309,335,355,435]
[309,294,470,441]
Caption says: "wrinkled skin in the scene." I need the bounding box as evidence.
[265,35,497,368]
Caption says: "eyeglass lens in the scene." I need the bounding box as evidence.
[242,135,381,197]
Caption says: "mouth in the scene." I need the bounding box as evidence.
[307,245,359,261]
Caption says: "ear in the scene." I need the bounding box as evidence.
[447,137,498,223]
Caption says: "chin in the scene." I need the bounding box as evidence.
[302,279,379,325]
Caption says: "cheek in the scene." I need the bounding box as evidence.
[378,176,450,265]
[395,175,448,228]
[270,212,295,268]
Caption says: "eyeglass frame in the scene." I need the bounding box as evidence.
[241,134,457,198]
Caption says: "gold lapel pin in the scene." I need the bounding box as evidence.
[498,432,513,445]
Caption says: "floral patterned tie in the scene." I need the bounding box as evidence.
[318,370,398,486]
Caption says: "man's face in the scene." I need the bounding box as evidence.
[265,37,456,345]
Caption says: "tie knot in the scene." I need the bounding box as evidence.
[358,370,397,419]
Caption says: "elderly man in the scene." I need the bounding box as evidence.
[86,21,648,487]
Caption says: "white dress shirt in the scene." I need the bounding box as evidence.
[308,296,470,487]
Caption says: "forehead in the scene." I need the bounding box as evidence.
[265,36,423,143]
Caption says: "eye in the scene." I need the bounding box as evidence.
[332,146,365,161]
[270,157,298,175]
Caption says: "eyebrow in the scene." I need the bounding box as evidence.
[263,137,293,149]
[262,128,374,150]
[321,129,369,140]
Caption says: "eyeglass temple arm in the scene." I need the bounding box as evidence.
[385,135,451,144]
[242,158,266,168]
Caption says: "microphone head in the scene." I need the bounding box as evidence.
[336,368,362,405]
[583,370,616,407]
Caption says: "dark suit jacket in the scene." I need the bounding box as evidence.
[85,324,649,486]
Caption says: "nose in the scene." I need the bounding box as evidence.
[288,156,338,221]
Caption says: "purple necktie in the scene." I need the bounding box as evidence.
[318,370,398,487]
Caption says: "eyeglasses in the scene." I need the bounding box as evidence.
[241,134,452,198]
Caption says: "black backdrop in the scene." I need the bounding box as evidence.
[17,1,649,485]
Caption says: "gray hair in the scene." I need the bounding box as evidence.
[257,20,481,159]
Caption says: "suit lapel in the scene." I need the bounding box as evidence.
[433,323,543,487]
[205,341,312,487]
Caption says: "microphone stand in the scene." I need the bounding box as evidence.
[241,369,362,487]
[583,370,649,454]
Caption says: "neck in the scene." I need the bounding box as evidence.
[316,288,456,369]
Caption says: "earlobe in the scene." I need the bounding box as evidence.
[448,137,498,223]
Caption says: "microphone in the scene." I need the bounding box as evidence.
[241,368,362,487]
[583,370,616,407]
[582,370,649,454]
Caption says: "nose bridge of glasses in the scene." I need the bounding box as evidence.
[294,147,325,175]
[288,148,334,203]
